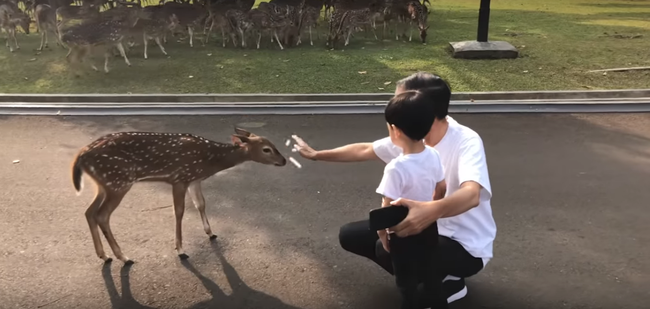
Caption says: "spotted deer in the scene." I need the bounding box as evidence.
[297,4,320,46]
[71,128,287,264]
[406,0,427,43]
[0,4,30,52]
[61,10,140,75]
[245,7,293,49]
[327,7,378,48]
[129,12,180,59]
[34,4,64,51]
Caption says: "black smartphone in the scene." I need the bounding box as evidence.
[368,205,409,231]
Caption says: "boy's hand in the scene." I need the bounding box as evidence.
[377,229,390,252]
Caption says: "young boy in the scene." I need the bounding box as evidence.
[375,89,448,309]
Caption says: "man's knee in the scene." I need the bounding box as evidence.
[338,222,356,252]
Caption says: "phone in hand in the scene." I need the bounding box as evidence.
[368,205,409,231]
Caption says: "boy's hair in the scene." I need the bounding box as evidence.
[384,89,437,141]
[396,72,452,120]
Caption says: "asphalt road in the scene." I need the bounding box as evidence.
[1,113,649,309]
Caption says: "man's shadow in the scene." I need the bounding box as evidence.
[182,242,303,309]
[101,242,303,309]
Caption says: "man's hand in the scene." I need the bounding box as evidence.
[388,198,442,238]
[292,135,318,161]
[377,229,390,252]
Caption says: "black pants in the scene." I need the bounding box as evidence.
[389,222,446,309]
[339,220,484,305]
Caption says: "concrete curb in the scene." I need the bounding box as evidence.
[2,99,650,116]
[1,89,650,103]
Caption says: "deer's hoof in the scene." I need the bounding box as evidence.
[102,256,113,264]
[178,253,189,260]
[209,234,218,240]
[124,259,135,265]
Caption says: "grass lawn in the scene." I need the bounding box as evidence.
[1,0,649,94]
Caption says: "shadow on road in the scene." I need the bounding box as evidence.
[100,242,302,309]
[102,264,156,309]
[181,242,304,309]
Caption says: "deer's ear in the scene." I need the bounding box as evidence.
[231,134,250,146]
[234,127,252,137]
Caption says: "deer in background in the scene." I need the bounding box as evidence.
[0,3,30,52]
[34,4,64,50]
[60,9,140,75]
[71,127,287,264]
[128,12,180,59]
[406,0,427,43]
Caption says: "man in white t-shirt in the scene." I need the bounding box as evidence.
[374,88,448,309]
[292,72,497,305]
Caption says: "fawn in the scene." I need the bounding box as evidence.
[71,127,287,264]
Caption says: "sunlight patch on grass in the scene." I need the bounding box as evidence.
[581,19,650,30]
[47,62,68,74]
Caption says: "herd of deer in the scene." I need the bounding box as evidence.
[1,0,431,73]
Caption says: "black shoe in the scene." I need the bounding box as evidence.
[442,277,467,303]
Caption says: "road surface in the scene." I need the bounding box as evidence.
[1,113,649,309]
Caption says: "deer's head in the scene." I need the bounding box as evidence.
[231,127,287,167]
[168,13,180,30]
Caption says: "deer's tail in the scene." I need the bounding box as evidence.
[72,154,84,195]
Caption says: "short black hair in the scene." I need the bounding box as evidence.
[384,90,436,141]
[396,72,452,120]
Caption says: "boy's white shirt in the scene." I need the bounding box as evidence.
[376,145,444,203]
[372,116,497,268]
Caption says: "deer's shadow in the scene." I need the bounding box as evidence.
[182,242,304,309]
[100,243,303,309]
[102,264,156,309]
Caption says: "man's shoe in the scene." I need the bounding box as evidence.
[442,276,467,303]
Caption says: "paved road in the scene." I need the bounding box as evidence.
[1,113,649,309]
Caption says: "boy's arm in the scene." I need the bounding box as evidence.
[376,164,403,208]
[433,179,447,201]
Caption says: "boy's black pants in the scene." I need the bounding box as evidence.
[389,222,447,309]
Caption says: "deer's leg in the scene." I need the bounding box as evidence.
[85,188,111,262]
[309,25,313,46]
[143,33,149,59]
[38,29,46,51]
[256,31,261,49]
[172,182,189,259]
[273,30,284,50]
[409,21,413,41]
[96,188,132,264]
[115,42,131,67]
[187,180,215,239]
[188,26,194,47]
[12,29,19,50]
[155,37,167,56]
[239,28,245,48]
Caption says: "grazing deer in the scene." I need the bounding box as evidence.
[130,13,180,59]
[204,9,235,47]
[55,2,100,30]
[296,4,319,46]
[61,10,140,75]
[34,4,64,50]
[406,0,427,43]
[0,4,30,52]
[327,7,378,48]
[71,128,287,264]
[244,7,293,49]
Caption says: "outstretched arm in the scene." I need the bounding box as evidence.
[292,136,380,162]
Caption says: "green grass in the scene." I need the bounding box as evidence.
[1,0,650,94]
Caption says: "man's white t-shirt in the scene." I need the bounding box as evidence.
[376,145,445,206]
[372,116,497,267]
